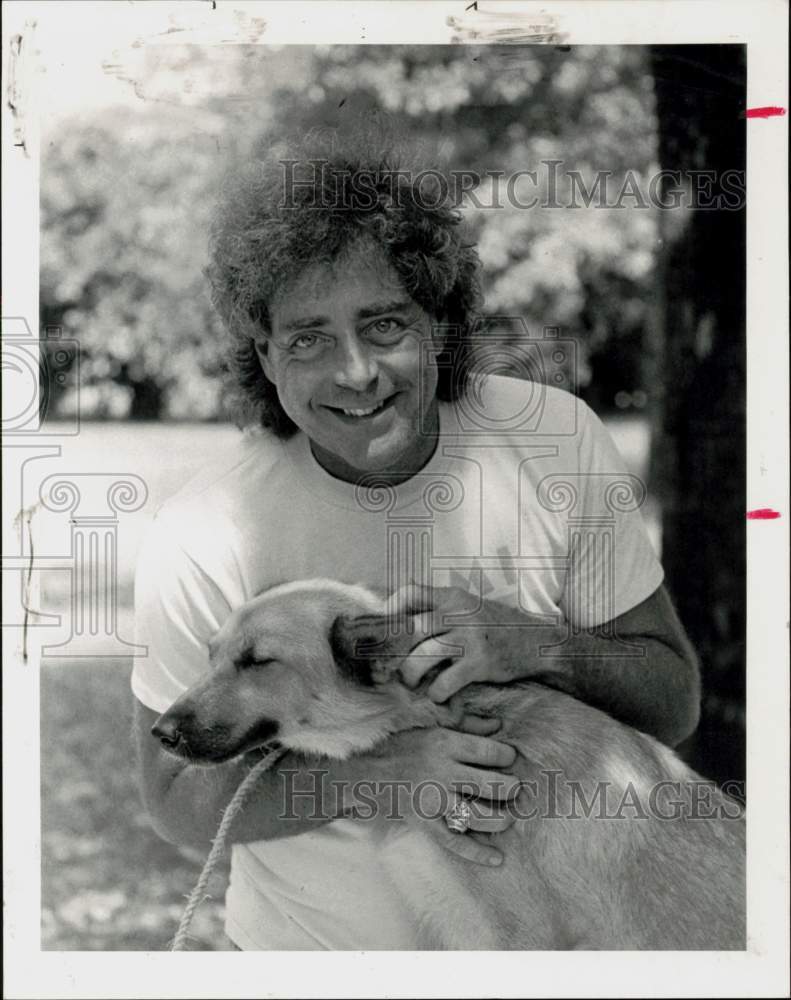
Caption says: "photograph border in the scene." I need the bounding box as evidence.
[2,2,788,997]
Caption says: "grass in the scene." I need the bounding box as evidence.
[41,656,232,951]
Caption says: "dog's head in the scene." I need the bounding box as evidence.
[152,579,445,763]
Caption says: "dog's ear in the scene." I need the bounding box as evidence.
[330,614,395,688]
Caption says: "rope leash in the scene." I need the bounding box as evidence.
[170,744,286,951]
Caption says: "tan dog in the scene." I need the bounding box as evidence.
[153,579,746,950]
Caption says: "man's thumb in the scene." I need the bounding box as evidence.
[388,581,434,614]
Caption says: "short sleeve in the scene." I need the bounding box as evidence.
[131,515,233,713]
[559,403,664,629]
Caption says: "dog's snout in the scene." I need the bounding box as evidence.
[152,715,183,749]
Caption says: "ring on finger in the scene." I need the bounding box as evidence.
[445,797,472,833]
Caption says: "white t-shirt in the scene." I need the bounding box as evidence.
[132,375,663,950]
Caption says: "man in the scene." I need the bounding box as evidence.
[133,133,700,950]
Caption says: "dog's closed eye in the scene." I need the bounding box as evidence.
[235,652,276,672]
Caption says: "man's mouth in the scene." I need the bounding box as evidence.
[323,393,398,421]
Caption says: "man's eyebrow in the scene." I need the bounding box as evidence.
[356,299,415,320]
[279,299,416,333]
[279,315,331,333]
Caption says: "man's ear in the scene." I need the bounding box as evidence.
[253,338,277,384]
[329,614,397,688]
[432,316,450,353]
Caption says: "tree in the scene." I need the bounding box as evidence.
[650,46,746,786]
[40,102,236,420]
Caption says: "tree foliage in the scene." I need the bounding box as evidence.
[41,44,660,419]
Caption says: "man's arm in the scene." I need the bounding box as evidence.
[134,697,520,862]
[135,698,334,850]
[399,584,701,748]
[525,585,701,746]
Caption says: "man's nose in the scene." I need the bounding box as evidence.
[333,335,379,392]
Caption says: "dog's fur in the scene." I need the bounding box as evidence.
[154,579,746,950]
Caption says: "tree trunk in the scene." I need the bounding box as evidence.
[650,46,746,788]
[117,367,168,421]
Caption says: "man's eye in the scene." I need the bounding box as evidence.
[289,333,328,357]
[292,334,319,349]
[366,318,406,342]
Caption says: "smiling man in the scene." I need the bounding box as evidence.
[257,251,441,483]
[133,131,701,950]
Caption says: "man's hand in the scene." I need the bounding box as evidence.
[391,583,555,703]
[388,581,702,749]
[366,716,521,867]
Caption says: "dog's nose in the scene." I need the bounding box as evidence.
[151,715,182,749]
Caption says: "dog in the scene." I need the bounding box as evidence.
[153,578,746,950]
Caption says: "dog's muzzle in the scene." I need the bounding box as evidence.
[152,707,280,763]
[151,714,185,752]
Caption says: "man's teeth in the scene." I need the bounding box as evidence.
[341,400,386,417]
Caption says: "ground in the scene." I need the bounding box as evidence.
[41,656,232,951]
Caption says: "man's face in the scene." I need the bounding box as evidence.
[257,246,442,483]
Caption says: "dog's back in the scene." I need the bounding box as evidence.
[155,579,746,950]
[378,683,745,950]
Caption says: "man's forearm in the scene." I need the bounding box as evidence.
[149,752,322,850]
[147,745,405,851]
[528,626,701,747]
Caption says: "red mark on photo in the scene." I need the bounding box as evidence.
[746,508,781,520]
[742,106,786,119]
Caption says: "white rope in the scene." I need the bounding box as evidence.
[170,744,286,951]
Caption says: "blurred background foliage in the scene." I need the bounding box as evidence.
[41,44,661,420]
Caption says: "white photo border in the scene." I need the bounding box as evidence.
[2,1,788,997]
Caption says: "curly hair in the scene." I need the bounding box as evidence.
[208,127,483,434]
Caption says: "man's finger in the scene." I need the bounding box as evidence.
[400,636,458,687]
[453,771,522,802]
[451,795,517,833]
[431,821,504,867]
[403,610,458,647]
[387,582,434,615]
[453,715,501,736]
[450,732,517,769]
[430,586,480,614]
[470,816,515,834]
[427,658,483,703]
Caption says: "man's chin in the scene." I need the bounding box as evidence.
[309,409,437,482]
[311,433,409,481]
[351,441,423,481]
